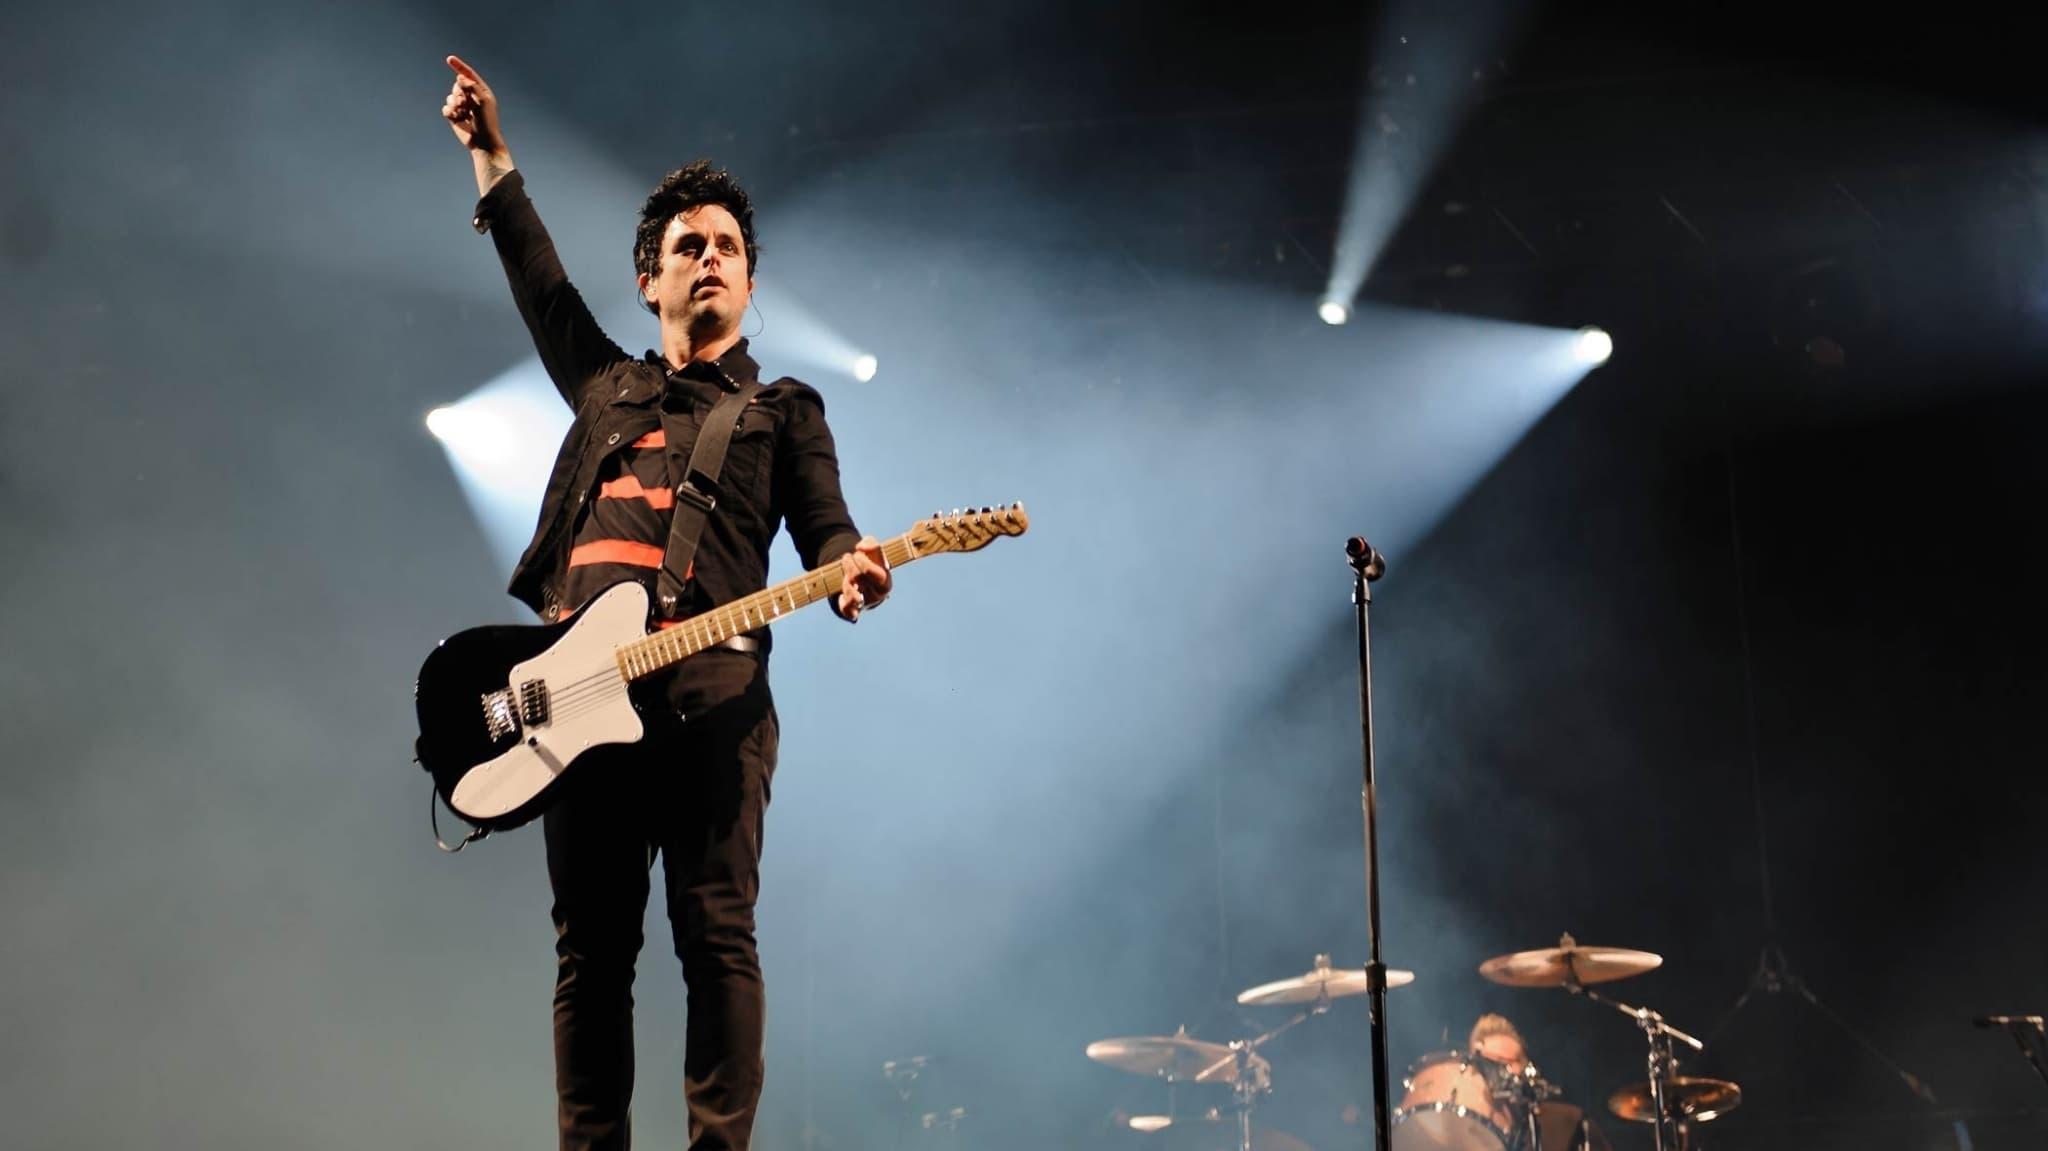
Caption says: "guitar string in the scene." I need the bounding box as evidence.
[527,574,843,718]
[544,575,833,708]
[542,547,873,705]
[543,683,631,726]
[461,527,1011,793]
[493,527,997,729]
[536,573,836,699]
[537,567,819,722]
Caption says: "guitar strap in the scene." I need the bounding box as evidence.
[654,377,763,619]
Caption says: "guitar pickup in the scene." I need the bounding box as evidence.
[481,689,520,742]
[517,679,551,727]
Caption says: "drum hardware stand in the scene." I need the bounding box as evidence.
[1217,998,1322,1151]
[1502,1063,1563,1151]
[1346,535,1392,1151]
[883,1055,931,1151]
[1976,1015,2048,1090]
[919,1106,967,1143]
[1560,948,1704,1151]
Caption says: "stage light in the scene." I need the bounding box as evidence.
[425,368,574,573]
[1319,300,1351,326]
[1574,326,1613,366]
[425,404,518,464]
[852,353,878,382]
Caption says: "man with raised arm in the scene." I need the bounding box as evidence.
[439,54,892,1151]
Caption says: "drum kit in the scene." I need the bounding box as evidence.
[1087,935,1743,1151]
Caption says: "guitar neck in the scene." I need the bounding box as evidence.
[615,532,923,682]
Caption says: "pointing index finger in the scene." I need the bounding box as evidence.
[446,54,484,84]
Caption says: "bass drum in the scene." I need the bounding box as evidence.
[1391,1051,1516,1151]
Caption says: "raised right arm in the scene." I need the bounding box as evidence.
[442,55,627,407]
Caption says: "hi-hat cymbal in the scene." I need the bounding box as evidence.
[1477,935,1662,988]
[1607,1077,1742,1124]
[1236,964,1416,1006]
[1087,1033,1270,1085]
[1125,1114,1312,1151]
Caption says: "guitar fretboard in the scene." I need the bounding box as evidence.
[615,532,922,681]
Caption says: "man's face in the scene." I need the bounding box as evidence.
[641,203,753,335]
[1476,1034,1528,1075]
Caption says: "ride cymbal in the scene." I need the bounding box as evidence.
[1237,964,1416,1006]
[1087,1034,1270,1085]
[1607,1077,1742,1124]
[1477,934,1662,988]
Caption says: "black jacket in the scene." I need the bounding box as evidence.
[472,171,861,635]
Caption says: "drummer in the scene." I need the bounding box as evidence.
[1467,1015,1611,1151]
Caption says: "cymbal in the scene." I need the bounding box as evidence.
[1124,1114,1312,1151]
[1236,965,1416,1006]
[1087,1034,1270,1085]
[1477,936,1662,988]
[1607,1077,1743,1124]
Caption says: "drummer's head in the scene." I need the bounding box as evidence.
[1468,1013,1530,1072]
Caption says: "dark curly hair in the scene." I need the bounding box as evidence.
[633,161,759,311]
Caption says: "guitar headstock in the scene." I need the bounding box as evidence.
[909,502,1030,555]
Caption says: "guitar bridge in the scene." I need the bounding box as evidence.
[517,679,550,727]
[481,689,520,742]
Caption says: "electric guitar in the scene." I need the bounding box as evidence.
[415,503,1029,832]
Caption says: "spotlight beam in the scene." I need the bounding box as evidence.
[1322,2,1529,311]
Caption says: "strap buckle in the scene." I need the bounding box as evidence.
[675,477,718,513]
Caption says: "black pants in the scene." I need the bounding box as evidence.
[542,650,777,1151]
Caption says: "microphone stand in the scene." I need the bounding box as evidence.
[1708,406,1939,1109]
[1704,943,1937,1104]
[1347,536,1391,1151]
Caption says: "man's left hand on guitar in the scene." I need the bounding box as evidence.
[835,536,892,622]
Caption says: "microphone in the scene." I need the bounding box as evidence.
[1657,1018,1706,1052]
[1345,536,1386,581]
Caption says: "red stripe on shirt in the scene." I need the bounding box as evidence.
[630,429,665,449]
[568,540,665,569]
[597,474,675,509]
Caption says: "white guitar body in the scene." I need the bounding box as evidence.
[418,504,1029,833]
[446,581,648,822]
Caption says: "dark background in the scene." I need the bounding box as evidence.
[3,2,2043,1149]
